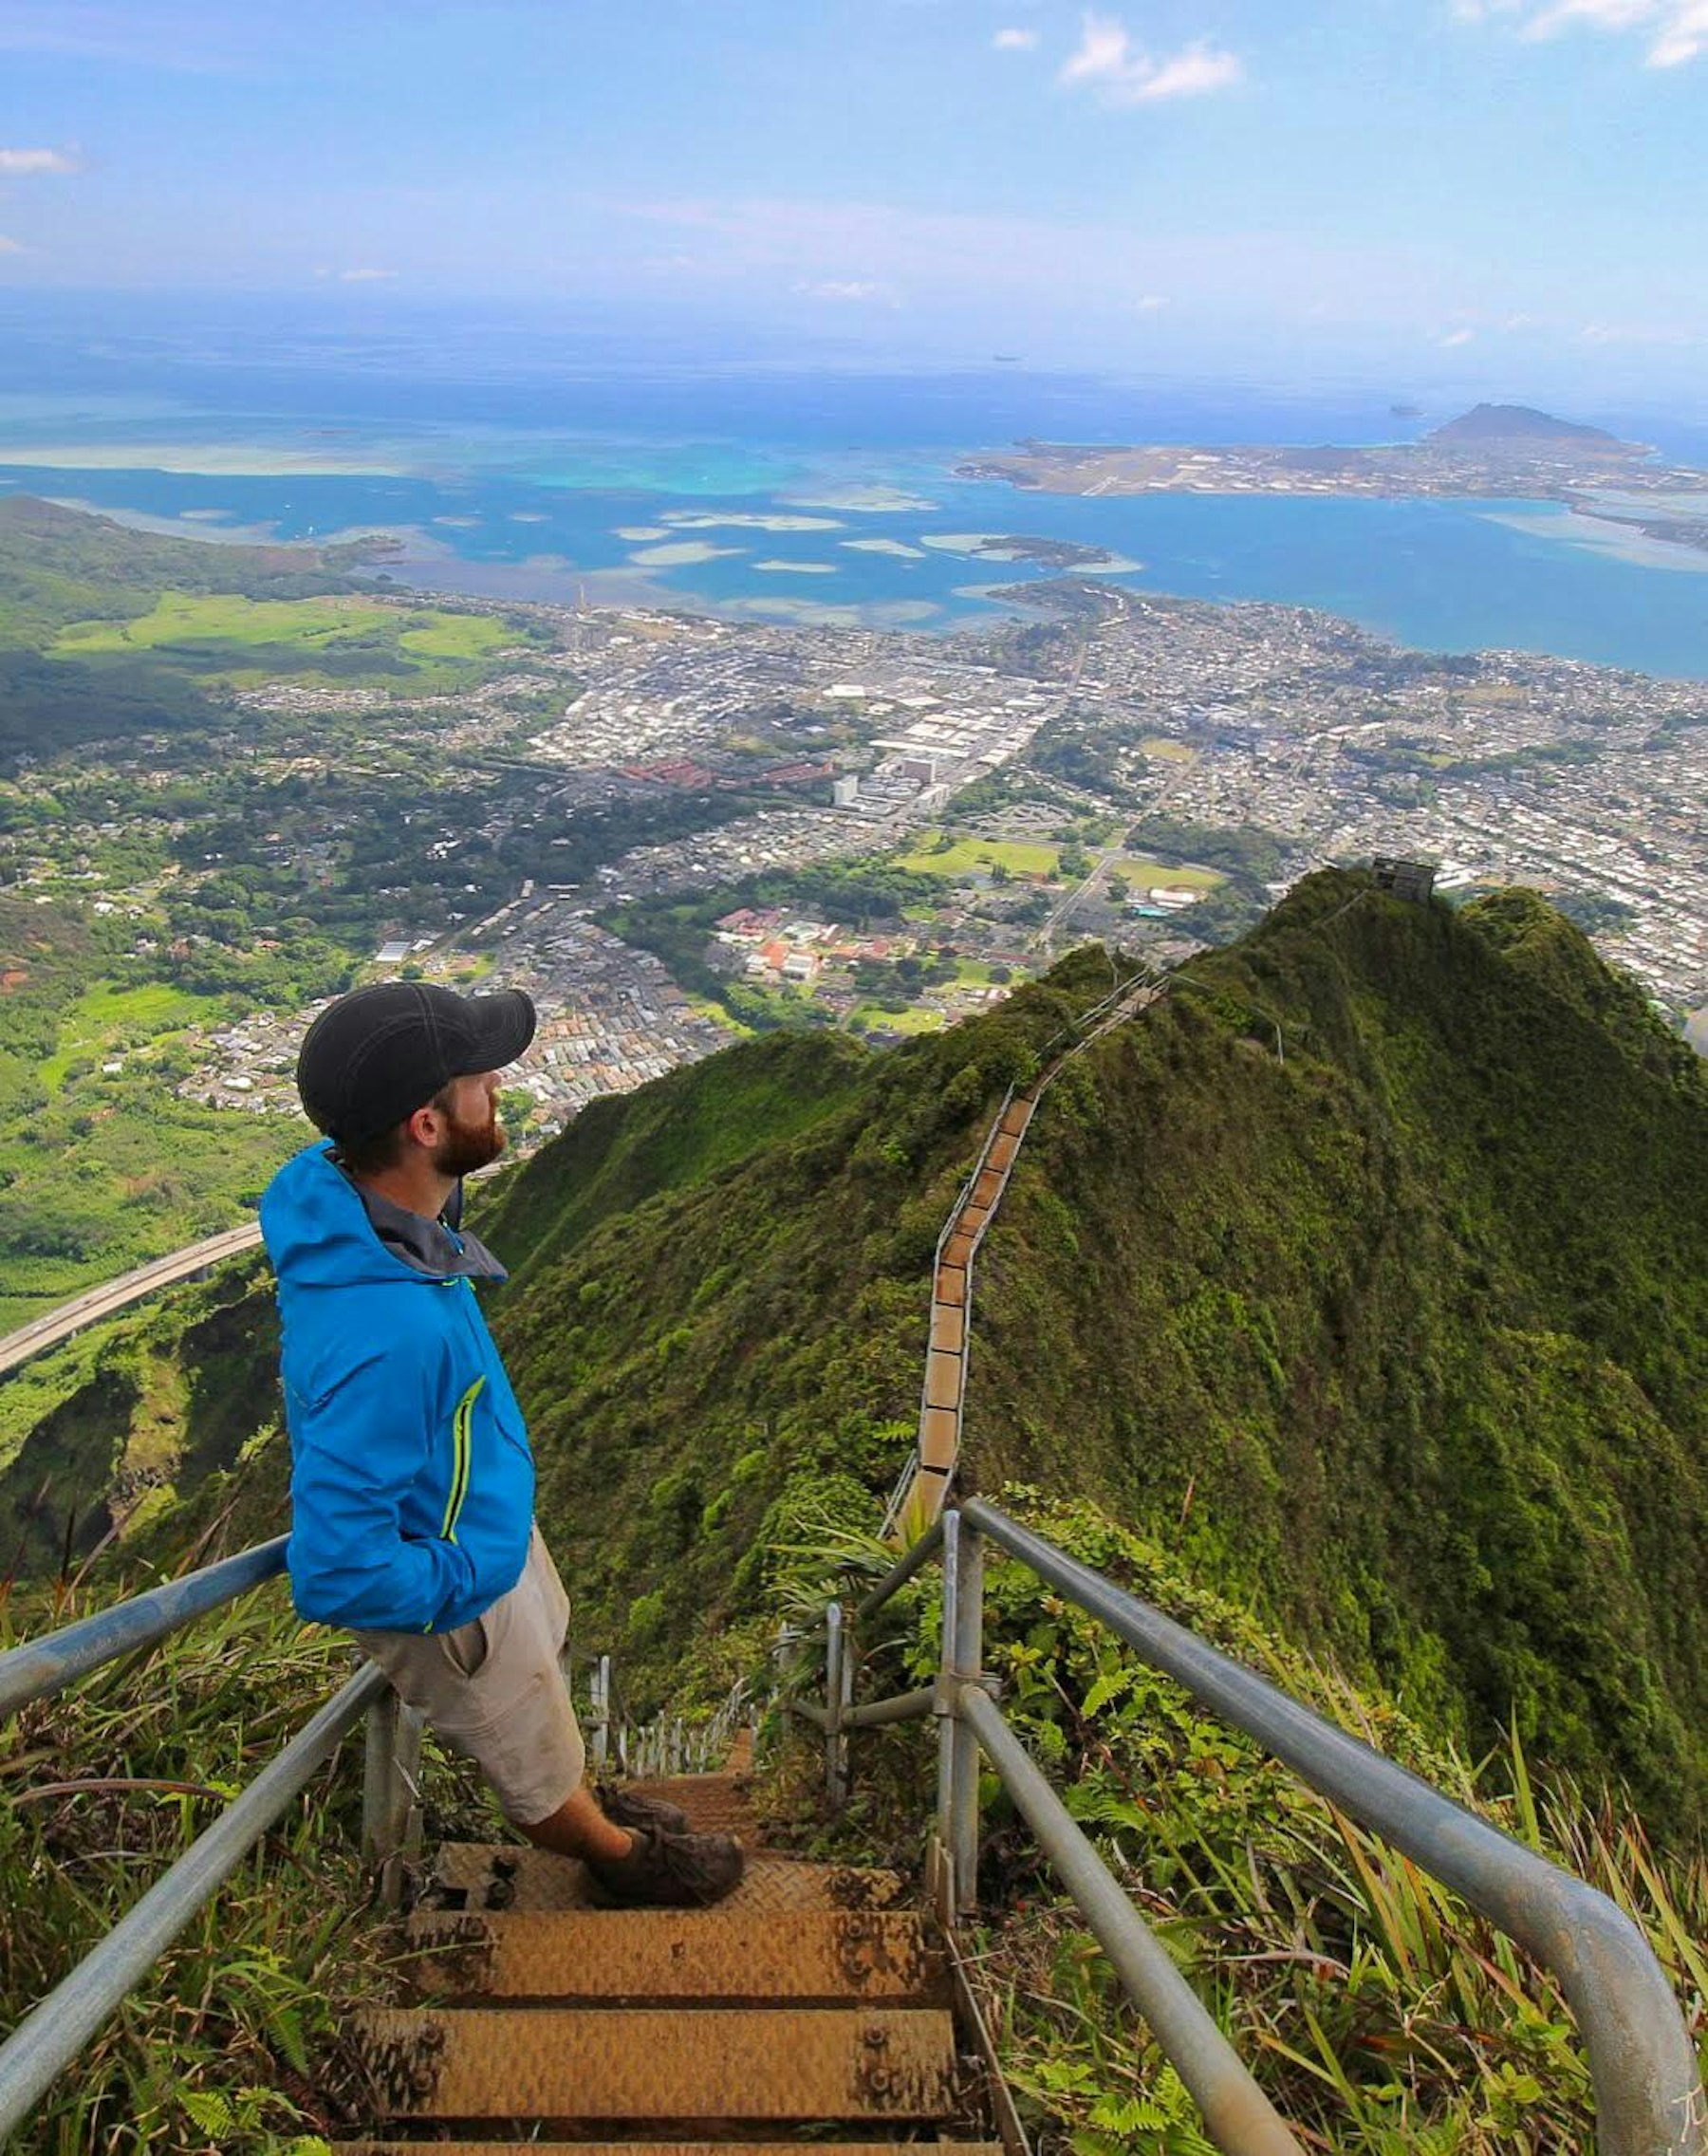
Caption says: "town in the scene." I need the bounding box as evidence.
[8,575,1707,1160]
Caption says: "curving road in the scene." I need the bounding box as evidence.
[0,1222,266,1378]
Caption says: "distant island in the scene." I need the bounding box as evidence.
[978,533,1113,568]
[956,403,1708,559]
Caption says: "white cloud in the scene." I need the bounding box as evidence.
[1465,0,1708,65]
[1438,326,1476,345]
[0,146,80,175]
[993,27,1038,48]
[1579,319,1699,344]
[1134,292,1170,310]
[1649,1,1708,63]
[0,234,23,253]
[793,278,897,304]
[339,267,398,283]
[1059,13,1242,103]
[1137,42,1244,97]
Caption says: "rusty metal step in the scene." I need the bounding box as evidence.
[431,1845,909,1916]
[345,2142,1003,2154]
[352,2005,959,2121]
[617,1775,760,1837]
[405,1907,946,2002]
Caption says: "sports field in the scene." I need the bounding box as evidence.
[1117,854,1223,891]
[895,832,1224,891]
[894,835,1065,879]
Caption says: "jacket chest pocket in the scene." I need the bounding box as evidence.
[439,1376,486,1542]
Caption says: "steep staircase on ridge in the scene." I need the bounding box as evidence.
[895,969,1169,1533]
[340,1731,1009,2154]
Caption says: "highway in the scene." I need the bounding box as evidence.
[0,1222,266,1378]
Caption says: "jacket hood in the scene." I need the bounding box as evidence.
[260,1141,446,1291]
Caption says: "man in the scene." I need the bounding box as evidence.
[259,979,743,1908]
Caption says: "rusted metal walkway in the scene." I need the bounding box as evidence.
[342,1736,1005,2152]
[889,970,1168,1535]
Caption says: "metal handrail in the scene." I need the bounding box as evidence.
[956,1682,1303,2156]
[960,1498,1704,2156]
[0,1539,411,2137]
[812,1501,1706,2156]
[0,1663,385,2140]
[855,1509,946,1624]
[0,1536,289,1719]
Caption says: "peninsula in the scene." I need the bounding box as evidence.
[957,404,1708,557]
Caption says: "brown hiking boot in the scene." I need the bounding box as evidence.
[596,1782,691,1835]
[585,1823,745,1908]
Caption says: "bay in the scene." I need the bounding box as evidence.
[0,302,1703,677]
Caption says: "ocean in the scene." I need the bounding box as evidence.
[0,300,1704,678]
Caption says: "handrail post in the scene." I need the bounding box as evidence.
[838,1617,854,1796]
[399,1704,423,1864]
[592,1653,611,1771]
[362,1686,397,1870]
[948,1516,983,1913]
[362,1684,421,1908]
[934,1513,961,1902]
[825,1600,849,1810]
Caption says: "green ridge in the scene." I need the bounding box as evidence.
[7,871,1706,1831]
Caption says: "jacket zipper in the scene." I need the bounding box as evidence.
[440,1375,486,1543]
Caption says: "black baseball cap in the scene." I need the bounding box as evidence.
[296,981,536,1144]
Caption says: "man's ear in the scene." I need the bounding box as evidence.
[403,1099,441,1150]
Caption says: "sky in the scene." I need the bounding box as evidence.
[0,0,1704,398]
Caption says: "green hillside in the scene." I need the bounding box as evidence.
[0,494,543,758]
[7,870,1707,1832]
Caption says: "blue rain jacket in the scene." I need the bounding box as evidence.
[260,1141,534,1633]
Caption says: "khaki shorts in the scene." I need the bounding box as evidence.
[353,1526,586,1828]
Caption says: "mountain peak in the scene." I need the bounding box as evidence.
[1424,402,1629,451]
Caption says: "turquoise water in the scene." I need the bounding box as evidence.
[6,449,1704,677]
[0,304,1703,675]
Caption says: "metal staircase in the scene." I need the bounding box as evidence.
[342,1734,1004,2151]
[3,1495,1704,2151]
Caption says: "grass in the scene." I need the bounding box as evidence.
[50,592,518,689]
[893,833,1224,892]
[1116,853,1223,892]
[0,1573,486,2154]
[39,981,214,1094]
[0,1086,304,1339]
[851,1002,946,1035]
[895,835,1065,879]
[1139,736,1197,763]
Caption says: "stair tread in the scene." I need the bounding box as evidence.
[431,1845,909,1916]
[615,1800,762,1835]
[343,2143,1002,2153]
[351,2005,960,2121]
[405,1906,944,2000]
